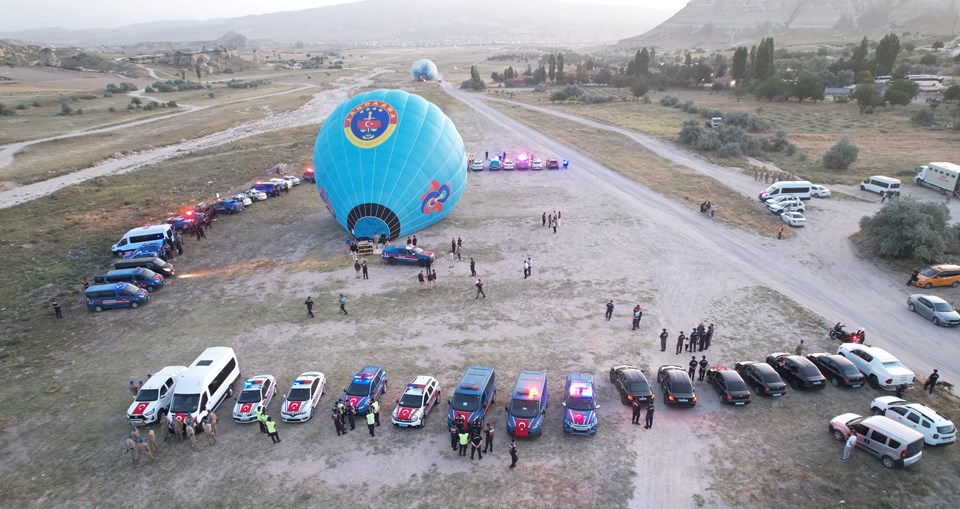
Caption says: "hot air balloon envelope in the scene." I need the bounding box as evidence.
[411,59,439,81]
[313,89,467,240]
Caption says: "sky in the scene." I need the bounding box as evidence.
[0,0,688,32]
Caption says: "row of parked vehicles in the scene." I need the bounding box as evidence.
[468,154,565,172]
[758,180,832,228]
[84,176,301,312]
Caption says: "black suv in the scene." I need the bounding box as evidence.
[806,353,865,388]
[735,361,787,397]
[766,353,826,391]
[706,367,752,406]
[656,365,696,407]
[609,365,654,405]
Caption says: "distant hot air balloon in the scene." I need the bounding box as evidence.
[411,59,439,81]
[312,89,467,240]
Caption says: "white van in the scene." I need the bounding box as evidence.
[112,224,175,256]
[758,181,813,201]
[830,413,924,468]
[168,347,240,430]
[860,176,901,195]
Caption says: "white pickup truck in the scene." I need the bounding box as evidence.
[837,343,915,390]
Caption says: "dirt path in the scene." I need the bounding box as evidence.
[0,70,385,208]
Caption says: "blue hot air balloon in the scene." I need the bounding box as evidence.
[411,59,439,81]
[313,89,467,240]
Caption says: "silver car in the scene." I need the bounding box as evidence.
[908,294,960,326]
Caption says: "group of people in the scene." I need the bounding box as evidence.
[665,323,715,354]
[448,415,519,467]
[331,398,380,437]
[698,201,716,218]
[127,411,221,463]
[754,170,796,184]
[541,211,562,233]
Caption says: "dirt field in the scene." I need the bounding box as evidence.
[1,52,960,509]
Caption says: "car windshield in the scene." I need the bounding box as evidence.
[933,302,954,312]
[920,267,939,277]
[399,393,423,408]
[566,396,594,411]
[287,388,311,401]
[841,365,862,377]
[135,389,159,402]
[725,377,748,392]
[510,398,539,418]
[627,381,649,392]
[170,393,200,413]
[451,393,480,411]
[237,389,262,404]
[346,382,370,396]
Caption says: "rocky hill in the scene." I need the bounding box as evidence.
[620,0,960,49]
[0,0,673,47]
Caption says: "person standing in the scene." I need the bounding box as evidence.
[703,323,714,350]
[523,260,530,279]
[659,328,669,352]
[895,383,907,398]
[923,369,940,394]
[418,270,425,289]
[458,430,470,457]
[841,432,857,462]
[483,423,495,453]
[631,306,640,330]
[676,331,686,355]
[689,330,699,352]
[354,260,361,278]
[371,399,381,426]
[361,260,369,279]
[266,416,280,444]
[475,279,486,299]
[339,294,348,315]
[365,408,376,437]
[451,238,457,254]
[605,300,614,321]
[457,237,463,251]
[698,356,708,382]
[526,257,532,276]
[688,356,698,380]
[794,340,805,356]
[52,299,63,319]
[644,404,655,429]
[777,224,784,240]
[470,433,484,460]
[542,212,546,226]
[412,235,418,247]
[373,233,380,248]
[304,297,314,318]
[557,211,562,227]
[449,424,460,451]
[431,270,438,289]
[256,407,268,433]
[509,439,518,468]
[631,398,641,425]
[456,245,462,261]
[448,251,455,269]
[552,219,557,234]
[635,307,643,327]
[333,410,346,436]
[344,401,356,430]
[469,258,477,277]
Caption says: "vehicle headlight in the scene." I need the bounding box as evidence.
[144,407,157,416]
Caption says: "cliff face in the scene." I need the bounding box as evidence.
[621,0,960,48]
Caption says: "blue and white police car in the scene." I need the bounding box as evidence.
[381,246,436,267]
[342,366,388,414]
[563,373,598,435]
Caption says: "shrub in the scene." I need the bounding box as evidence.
[699,108,722,119]
[718,142,743,158]
[719,126,748,144]
[0,102,14,116]
[859,197,952,261]
[746,115,770,132]
[562,85,583,98]
[32,101,40,107]
[167,100,178,108]
[724,111,749,127]
[785,143,797,156]
[550,91,568,102]
[108,106,116,112]
[912,109,935,126]
[678,119,704,144]
[822,138,859,170]
[680,100,695,111]
[660,95,679,107]
[144,86,155,93]
[693,129,722,151]
[533,83,548,93]
[580,93,615,104]
[16,103,28,110]
[59,102,72,115]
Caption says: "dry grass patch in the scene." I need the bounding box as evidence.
[488,102,789,238]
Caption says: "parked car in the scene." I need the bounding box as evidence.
[251,181,281,197]
[502,159,515,170]
[280,372,326,422]
[657,365,697,407]
[829,413,924,468]
[811,184,831,197]
[470,160,484,171]
[532,159,543,170]
[908,294,960,326]
[764,194,801,207]
[735,361,787,397]
[488,159,502,171]
[341,366,388,415]
[233,375,277,423]
[243,189,269,202]
[232,193,253,206]
[563,373,598,435]
[609,365,654,405]
[781,211,807,227]
[706,366,751,405]
[546,158,560,170]
[381,245,436,266]
[870,396,956,446]
[836,343,915,391]
[516,157,530,170]
[765,353,826,391]
[282,175,302,186]
[213,198,243,214]
[127,366,187,426]
[806,353,865,388]
[391,375,441,428]
[768,198,805,214]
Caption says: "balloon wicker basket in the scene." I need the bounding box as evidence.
[356,241,374,256]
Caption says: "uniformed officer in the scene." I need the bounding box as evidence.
[688,356,698,380]
[125,434,139,463]
[333,410,346,436]
[418,270,425,289]
[676,331,686,355]
[483,423,495,452]
[172,418,184,442]
[207,411,218,435]
[129,380,139,396]
[256,406,268,433]
[184,419,197,449]
[689,330,699,352]
[365,408,376,437]
[644,405,656,429]
[344,401,356,430]
[449,424,460,451]
[631,398,642,425]
[470,418,482,437]
[455,414,466,433]
[458,430,470,456]
[147,428,158,455]
[509,439,518,468]
[266,416,280,444]
[158,415,171,442]
[203,419,217,445]
[659,328,669,352]
[470,433,484,460]
[138,437,154,462]
[371,399,381,426]
[698,356,709,381]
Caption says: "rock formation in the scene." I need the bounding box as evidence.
[38,47,60,67]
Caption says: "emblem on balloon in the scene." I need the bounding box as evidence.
[344,100,398,149]
[420,180,451,215]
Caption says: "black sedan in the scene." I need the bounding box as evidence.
[609,365,655,405]
[735,361,787,397]
[706,367,752,406]
[656,365,697,407]
[765,353,826,391]
[806,353,865,388]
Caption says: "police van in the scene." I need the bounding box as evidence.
[447,366,496,428]
[112,224,176,257]
[505,370,548,438]
[84,283,149,312]
[758,181,813,201]
[168,347,240,431]
[94,267,165,292]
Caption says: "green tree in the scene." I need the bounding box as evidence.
[920,54,939,66]
[944,84,960,102]
[195,64,202,81]
[875,33,901,76]
[731,46,748,82]
[852,83,880,113]
[859,197,952,261]
[548,54,556,82]
[636,47,650,75]
[885,79,919,107]
[594,69,611,85]
[630,77,649,100]
[612,74,632,89]
[822,138,859,170]
[755,75,786,101]
[556,53,565,83]
[575,64,587,84]
[549,91,568,103]
[732,83,749,102]
[754,37,775,81]
[794,72,825,102]
[851,37,869,73]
